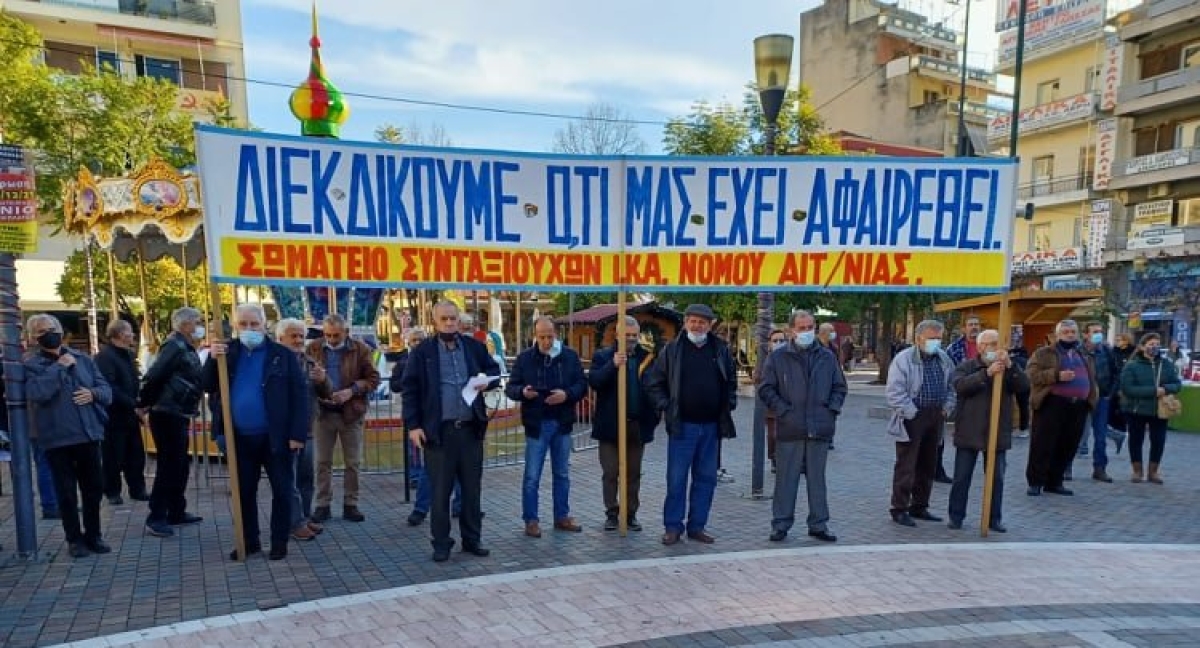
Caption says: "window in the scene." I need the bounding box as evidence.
[44,41,95,75]
[1183,42,1200,69]
[1032,155,1054,183]
[1073,217,1085,247]
[1177,119,1200,148]
[1179,197,1200,226]
[1078,146,1095,186]
[96,50,120,73]
[923,90,941,105]
[135,55,181,85]
[1029,223,1052,252]
[1083,66,1097,93]
[1036,79,1060,105]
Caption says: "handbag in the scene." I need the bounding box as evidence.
[1155,362,1182,420]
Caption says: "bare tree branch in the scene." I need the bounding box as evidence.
[552,103,647,155]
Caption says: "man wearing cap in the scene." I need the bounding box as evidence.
[645,303,738,546]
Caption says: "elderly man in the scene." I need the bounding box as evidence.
[1025,319,1097,497]
[24,314,113,558]
[276,318,331,541]
[948,329,1029,532]
[205,304,308,560]
[308,314,380,523]
[401,301,501,562]
[758,310,847,543]
[885,319,956,527]
[816,322,838,355]
[94,319,148,505]
[589,316,660,531]
[139,307,206,538]
[506,316,588,537]
[645,304,738,546]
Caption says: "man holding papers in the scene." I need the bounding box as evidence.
[401,301,501,563]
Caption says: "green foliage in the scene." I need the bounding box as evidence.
[551,291,620,315]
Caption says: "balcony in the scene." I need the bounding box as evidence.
[947,99,1001,124]
[1011,246,1087,277]
[1119,0,1200,42]
[20,0,216,26]
[878,14,957,49]
[1108,147,1200,189]
[911,55,997,88]
[988,92,1097,141]
[1116,66,1200,116]
[1017,173,1094,207]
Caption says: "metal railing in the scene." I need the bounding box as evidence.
[1117,64,1200,104]
[1114,147,1200,178]
[34,0,217,26]
[1018,173,1094,199]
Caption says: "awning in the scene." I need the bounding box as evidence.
[1025,299,1101,325]
[934,289,1104,326]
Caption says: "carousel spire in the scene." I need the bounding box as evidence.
[289,0,349,138]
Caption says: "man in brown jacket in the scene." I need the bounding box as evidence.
[307,314,381,522]
[1024,319,1098,497]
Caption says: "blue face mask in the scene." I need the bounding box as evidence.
[771,341,787,352]
[796,331,816,347]
[829,331,837,342]
[923,339,942,355]
[547,339,562,358]
[1090,333,1104,345]
[239,330,265,348]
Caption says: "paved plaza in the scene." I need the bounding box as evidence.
[2,375,1198,647]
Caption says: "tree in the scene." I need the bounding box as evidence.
[374,120,453,147]
[662,101,749,156]
[552,103,647,155]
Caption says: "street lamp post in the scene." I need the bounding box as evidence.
[955,0,975,157]
[749,34,793,499]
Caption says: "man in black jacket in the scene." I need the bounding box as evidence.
[139,307,206,538]
[588,316,659,532]
[95,319,147,505]
[644,304,737,546]
[401,301,501,562]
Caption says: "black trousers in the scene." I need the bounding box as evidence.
[891,407,943,514]
[147,411,191,524]
[45,441,104,544]
[1026,394,1089,489]
[235,434,294,549]
[426,421,484,551]
[102,415,146,498]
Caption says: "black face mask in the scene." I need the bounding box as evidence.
[438,332,458,343]
[37,331,62,350]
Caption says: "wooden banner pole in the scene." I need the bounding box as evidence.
[980,294,1012,538]
[208,283,246,559]
[616,291,628,537]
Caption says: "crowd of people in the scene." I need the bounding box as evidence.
[13,302,1186,563]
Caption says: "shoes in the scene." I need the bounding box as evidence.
[291,525,317,541]
[307,521,324,535]
[432,547,451,562]
[554,517,582,532]
[85,538,112,554]
[407,511,427,527]
[68,542,90,558]
[268,546,287,561]
[808,529,837,542]
[947,519,963,530]
[1045,486,1074,496]
[42,509,61,521]
[828,443,835,451]
[627,517,643,532]
[1148,462,1163,485]
[1092,468,1113,483]
[661,531,681,546]
[769,529,787,542]
[891,512,917,527]
[169,513,203,526]
[716,468,735,484]
[342,506,365,522]
[461,543,490,557]
[989,522,1008,533]
[311,506,331,522]
[128,491,150,502]
[1027,486,1043,496]
[145,521,175,538]
[910,510,942,522]
[107,495,124,506]
[604,516,619,531]
[687,530,715,544]
[524,521,542,538]
[229,545,262,561]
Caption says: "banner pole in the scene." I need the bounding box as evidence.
[208,283,246,560]
[980,294,1011,538]
[617,291,628,537]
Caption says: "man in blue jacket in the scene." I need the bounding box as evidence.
[758,310,847,543]
[588,316,659,531]
[1079,321,1123,483]
[204,303,308,561]
[401,301,501,563]
[506,317,588,538]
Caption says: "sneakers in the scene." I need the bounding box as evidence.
[145,521,175,538]
[311,506,332,523]
[716,468,735,484]
[342,506,365,522]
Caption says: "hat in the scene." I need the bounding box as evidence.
[305,327,323,340]
[683,304,717,321]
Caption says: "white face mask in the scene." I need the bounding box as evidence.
[829,331,837,341]
[192,325,206,341]
[686,331,707,345]
[796,331,816,347]
[547,339,562,358]
[983,350,998,363]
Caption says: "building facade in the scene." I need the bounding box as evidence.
[799,0,998,156]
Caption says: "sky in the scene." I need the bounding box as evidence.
[239,0,1004,153]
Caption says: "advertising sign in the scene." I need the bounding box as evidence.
[998,0,1107,66]
[1093,118,1118,190]
[0,144,39,254]
[987,92,1095,140]
[1087,199,1111,269]
[1100,33,1124,111]
[1011,247,1085,275]
[195,126,1019,293]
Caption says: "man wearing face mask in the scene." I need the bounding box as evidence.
[94,319,148,505]
[753,329,790,473]
[816,323,838,354]
[645,304,738,546]
[885,320,956,527]
[307,314,381,524]
[1080,322,1123,483]
[589,316,661,531]
[758,310,847,543]
[24,314,114,558]
[139,307,206,538]
[205,304,308,560]
[1025,319,1097,497]
[275,318,331,541]
[506,317,588,537]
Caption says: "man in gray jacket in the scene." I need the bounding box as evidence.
[885,319,956,527]
[24,314,113,558]
[758,310,847,543]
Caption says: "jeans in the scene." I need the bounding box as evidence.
[235,434,294,549]
[33,441,59,512]
[522,420,573,523]
[147,411,191,524]
[663,421,719,534]
[44,441,104,544]
[1126,414,1168,464]
[948,448,1005,525]
[290,440,314,529]
[1088,396,1111,469]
